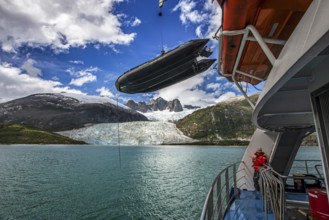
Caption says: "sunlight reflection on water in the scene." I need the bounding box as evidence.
[0,145,319,219]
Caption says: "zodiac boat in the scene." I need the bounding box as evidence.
[200,0,329,219]
[115,39,215,93]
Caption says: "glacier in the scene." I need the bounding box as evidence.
[142,109,196,122]
[58,121,196,145]
[57,93,199,145]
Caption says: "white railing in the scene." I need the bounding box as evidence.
[213,25,286,109]
[200,159,323,220]
[200,161,246,220]
[259,161,324,219]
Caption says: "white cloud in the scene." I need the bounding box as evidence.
[207,82,220,90]
[52,76,60,81]
[131,17,141,27]
[202,0,222,40]
[117,14,141,28]
[20,58,42,77]
[155,70,219,107]
[0,62,83,103]
[97,86,115,98]
[216,76,227,82]
[66,66,100,86]
[173,0,207,25]
[0,0,136,52]
[68,66,99,86]
[70,74,97,86]
[69,60,84,65]
[173,0,222,41]
[215,91,237,103]
[195,25,203,38]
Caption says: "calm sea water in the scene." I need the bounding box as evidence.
[0,145,320,220]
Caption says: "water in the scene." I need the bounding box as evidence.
[289,146,323,177]
[0,146,320,220]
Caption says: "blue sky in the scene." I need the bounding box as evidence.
[0,0,259,107]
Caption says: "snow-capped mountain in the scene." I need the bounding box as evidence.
[58,121,196,145]
[142,109,197,122]
[126,97,184,113]
[0,93,147,131]
[60,93,128,109]
[125,97,200,122]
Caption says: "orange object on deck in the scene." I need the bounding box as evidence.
[217,0,312,85]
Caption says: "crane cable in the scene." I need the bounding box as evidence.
[116,93,121,168]
[158,0,166,55]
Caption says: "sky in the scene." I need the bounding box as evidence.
[0,0,260,107]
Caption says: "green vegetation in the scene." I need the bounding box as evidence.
[176,95,258,146]
[0,123,86,144]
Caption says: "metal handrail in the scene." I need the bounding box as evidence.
[288,159,323,185]
[259,162,324,219]
[200,161,246,220]
[315,165,323,179]
[214,25,286,109]
[201,159,323,220]
[260,166,286,220]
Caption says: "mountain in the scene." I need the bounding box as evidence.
[176,95,258,145]
[59,121,196,145]
[175,94,319,146]
[183,104,200,110]
[0,123,86,144]
[126,97,183,113]
[0,93,148,132]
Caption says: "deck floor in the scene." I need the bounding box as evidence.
[224,190,274,220]
[224,190,311,220]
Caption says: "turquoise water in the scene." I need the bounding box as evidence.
[0,146,320,219]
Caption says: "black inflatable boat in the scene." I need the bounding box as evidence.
[115,39,215,94]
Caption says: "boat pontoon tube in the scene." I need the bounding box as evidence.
[116,39,215,93]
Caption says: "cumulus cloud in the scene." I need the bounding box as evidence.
[173,0,208,25]
[21,58,42,77]
[68,67,99,86]
[0,62,83,103]
[203,0,222,40]
[0,0,136,52]
[97,86,115,98]
[131,17,142,27]
[173,0,222,41]
[215,91,237,103]
[207,82,220,90]
[118,14,142,27]
[195,25,203,38]
[152,64,242,107]
[155,70,218,107]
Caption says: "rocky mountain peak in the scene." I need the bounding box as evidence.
[167,99,183,112]
[151,97,168,111]
[126,100,150,113]
[125,97,184,112]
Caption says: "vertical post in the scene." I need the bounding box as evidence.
[233,163,237,197]
[225,168,229,206]
[207,189,214,220]
[305,161,309,174]
[217,177,222,219]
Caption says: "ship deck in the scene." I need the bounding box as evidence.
[224,190,311,220]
